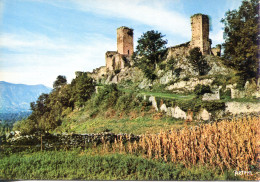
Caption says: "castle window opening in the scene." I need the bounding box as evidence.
[128,50,129,55]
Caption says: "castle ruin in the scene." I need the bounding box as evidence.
[190,14,211,55]
[168,14,221,59]
[105,14,221,71]
[105,27,133,72]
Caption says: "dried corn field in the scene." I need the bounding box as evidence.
[102,116,259,171]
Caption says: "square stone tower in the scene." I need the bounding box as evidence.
[190,14,211,55]
[117,26,134,56]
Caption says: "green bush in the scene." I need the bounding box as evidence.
[165,57,176,70]
[182,76,190,81]
[220,88,231,100]
[116,92,134,112]
[12,119,37,135]
[92,84,121,109]
[158,63,166,70]
[187,47,211,75]
[143,68,157,80]
[194,84,211,96]
[174,68,182,78]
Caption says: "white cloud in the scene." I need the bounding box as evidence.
[210,30,224,46]
[70,0,190,39]
[0,32,70,52]
[0,32,115,87]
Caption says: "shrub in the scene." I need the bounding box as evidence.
[174,68,182,78]
[182,76,190,81]
[166,57,176,70]
[220,88,231,100]
[158,63,166,70]
[187,47,211,75]
[12,119,37,135]
[143,68,157,80]
[194,84,211,96]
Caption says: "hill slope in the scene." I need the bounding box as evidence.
[0,81,52,113]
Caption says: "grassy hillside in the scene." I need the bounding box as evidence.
[54,111,191,135]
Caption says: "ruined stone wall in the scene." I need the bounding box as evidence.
[211,45,221,56]
[167,42,190,59]
[114,54,126,70]
[105,51,117,71]
[117,27,134,56]
[225,102,260,114]
[4,132,140,148]
[105,51,130,71]
[190,14,210,55]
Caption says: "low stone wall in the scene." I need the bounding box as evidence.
[167,42,190,59]
[225,102,260,114]
[3,132,140,149]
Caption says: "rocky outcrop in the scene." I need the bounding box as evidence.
[205,56,231,75]
[166,78,213,92]
[139,78,153,89]
[197,109,211,120]
[202,87,220,101]
[171,106,187,119]
[159,104,167,113]
[159,70,176,85]
[149,96,158,111]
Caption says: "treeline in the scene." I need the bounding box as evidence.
[14,73,95,134]
[13,73,149,134]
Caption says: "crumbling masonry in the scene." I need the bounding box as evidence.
[105,27,133,71]
[167,14,221,59]
[106,14,221,71]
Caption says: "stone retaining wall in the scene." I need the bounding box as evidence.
[225,102,260,114]
[3,132,140,149]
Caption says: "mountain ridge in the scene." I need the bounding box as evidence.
[0,81,52,113]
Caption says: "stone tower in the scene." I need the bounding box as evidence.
[190,14,211,55]
[117,26,134,56]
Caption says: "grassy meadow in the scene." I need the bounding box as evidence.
[0,148,241,180]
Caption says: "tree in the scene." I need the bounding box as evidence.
[135,30,168,69]
[188,47,210,76]
[221,0,259,80]
[71,72,95,108]
[53,75,67,89]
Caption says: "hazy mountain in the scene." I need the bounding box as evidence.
[0,81,52,113]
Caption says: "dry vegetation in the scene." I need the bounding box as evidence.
[102,116,259,172]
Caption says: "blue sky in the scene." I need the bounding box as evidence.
[0,0,242,87]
